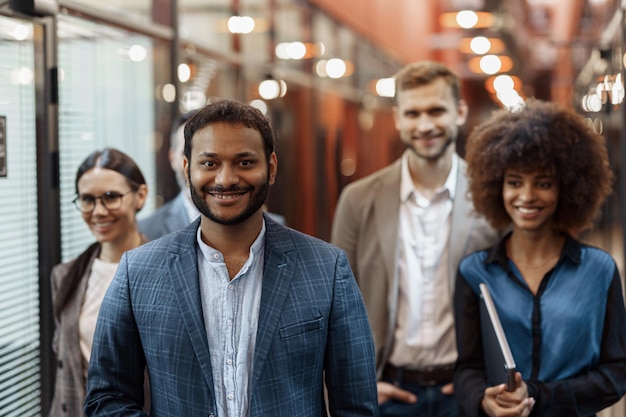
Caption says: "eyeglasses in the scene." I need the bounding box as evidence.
[72,191,132,213]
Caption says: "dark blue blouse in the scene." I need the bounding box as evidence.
[454,235,626,417]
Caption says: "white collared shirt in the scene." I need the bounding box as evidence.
[389,152,458,368]
[196,222,265,417]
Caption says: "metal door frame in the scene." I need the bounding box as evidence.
[1,3,59,413]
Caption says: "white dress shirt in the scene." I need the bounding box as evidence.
[389,153,458,369]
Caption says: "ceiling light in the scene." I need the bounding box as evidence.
[258,79,287,100]
[375,78,395,97]
[456,10,478,28]
[470,36,491,54]
[128,45,147,62]
[468,55,513,74]
[459,37,505,54]
[492,74,514,91]
[227,16,255,34]
[249,99,268,115]
[177,63,191,83]
[480,55,502,74]
[286,42,307,60]
[258,80,280,100]
[326,58,347,79]
[440,11,496,29]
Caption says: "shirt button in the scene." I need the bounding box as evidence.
[227,358,233,365]
[213,253,220,260]
[228,393,234,400]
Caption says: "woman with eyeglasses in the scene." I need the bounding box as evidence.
[49,147,148,417]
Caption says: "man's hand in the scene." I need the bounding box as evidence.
[377,381,417,405]
[441,382,454,395]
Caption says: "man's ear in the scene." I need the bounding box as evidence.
[392,106,400,130]
[269,152,278,185]
[456,99,469,126]
[182,156,190,186]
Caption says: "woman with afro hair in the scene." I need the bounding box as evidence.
[453,98,626,417]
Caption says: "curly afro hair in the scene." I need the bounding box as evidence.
[465,98,613,235]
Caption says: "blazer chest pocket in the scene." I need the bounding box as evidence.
[279,316,324,339]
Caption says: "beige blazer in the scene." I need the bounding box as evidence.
[331,153,499,376]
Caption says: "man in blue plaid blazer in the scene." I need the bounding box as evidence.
[84,100,378,417]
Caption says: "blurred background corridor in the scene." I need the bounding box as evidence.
[1,0,625,415]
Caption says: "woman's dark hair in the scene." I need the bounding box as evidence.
[54,148,146,318]
[465,98,613,235]
[183,99,275,163]
[74,147,146,194]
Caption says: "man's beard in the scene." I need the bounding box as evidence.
[189,175,270,226]
[410,136,453,162]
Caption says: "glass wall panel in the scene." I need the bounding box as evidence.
[179,0,232,53]
[0,15,41,417]
[57,15,157,261]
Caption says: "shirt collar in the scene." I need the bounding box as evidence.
[196,219,267,263]
[400,151,458,202]
[485,232,581,270]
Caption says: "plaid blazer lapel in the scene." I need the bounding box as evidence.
[250,222,296,393]
[168,220,216,391]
